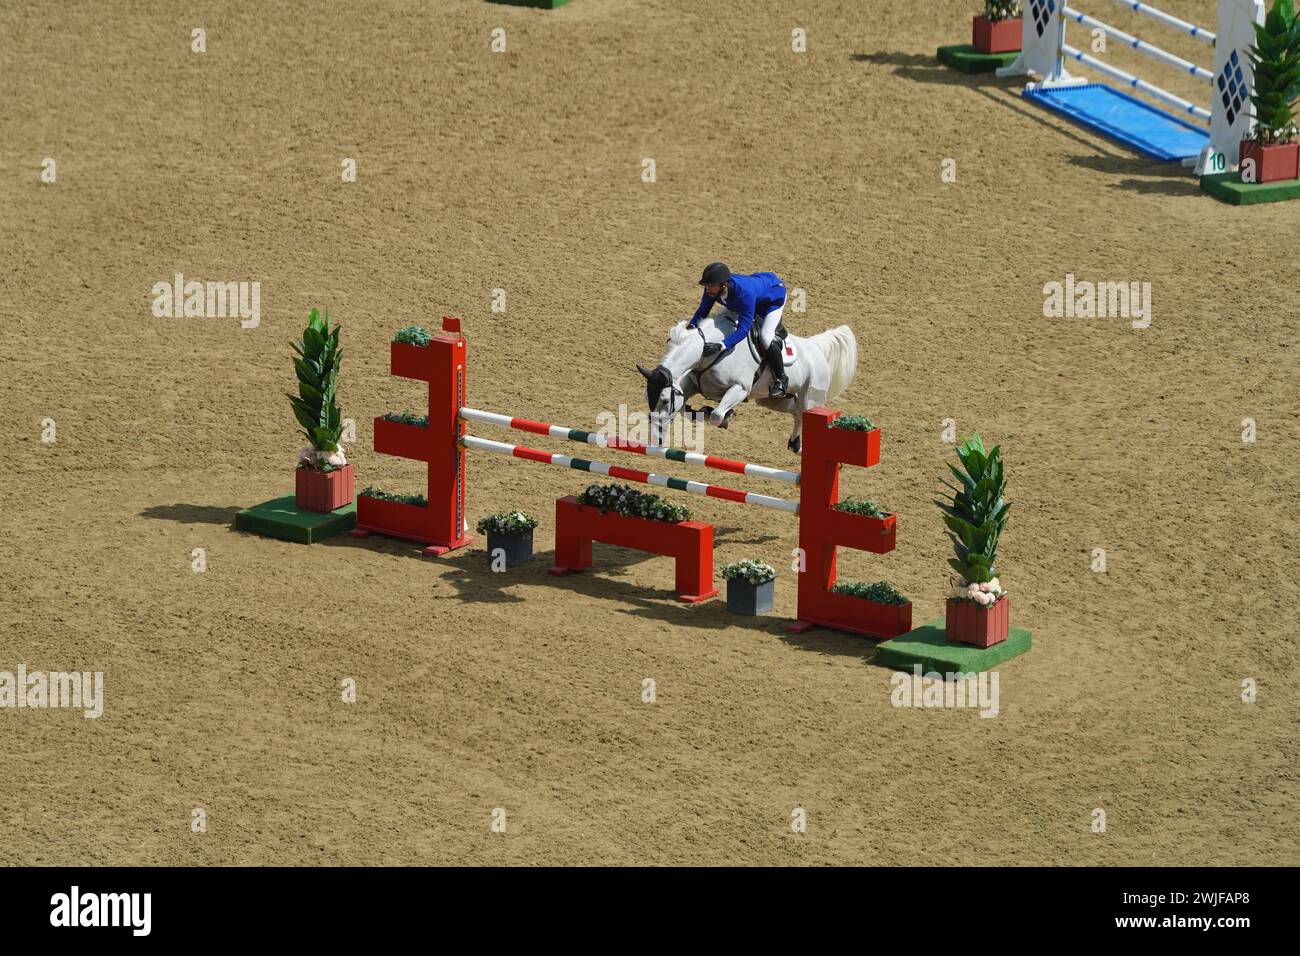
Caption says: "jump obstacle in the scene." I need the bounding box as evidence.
[350,317,908,639]
[999,0,1265,170]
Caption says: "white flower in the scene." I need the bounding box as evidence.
[325,447,348,466]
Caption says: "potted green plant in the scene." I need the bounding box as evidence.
[937,433,1011,647]
[1242,0,1300,183]
[289,308,353,512]
[721,559,777,615]
[973,1,1022,54]
[477,511,539,567]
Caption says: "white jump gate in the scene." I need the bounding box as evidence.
[999,0,1265,173]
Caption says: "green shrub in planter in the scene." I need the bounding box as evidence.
[721,560,777,615]
[393,325,432,347]
[830,580,908,605]
[477,512,538,568]
[577,483,693,523]
[830,414,876,432]
[833,496,891,518]
[359,486,428,507]
[382,410,429,427]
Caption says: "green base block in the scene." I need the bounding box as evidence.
[1200,171,1300,205]
[873,620,1031,673]
[488,0,571,8]
[234,495,357,544]
[937,44,1020,75]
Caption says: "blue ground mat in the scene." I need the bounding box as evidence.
[1023,82,1209,162]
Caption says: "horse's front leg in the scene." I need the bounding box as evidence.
[710,384,749,429]
[679,372,707,423]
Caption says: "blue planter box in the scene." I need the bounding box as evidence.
[726,577,775,615]
[486,529,533,568]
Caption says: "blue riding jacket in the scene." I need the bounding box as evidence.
[689,271,787,350]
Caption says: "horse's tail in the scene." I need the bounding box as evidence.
[810,325,857,402]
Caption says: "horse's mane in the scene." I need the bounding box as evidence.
[666,319,693,345]
[666,312,738,346]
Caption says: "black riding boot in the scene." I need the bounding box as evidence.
[766,339,788,398]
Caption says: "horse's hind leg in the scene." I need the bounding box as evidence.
[755,396,803,453]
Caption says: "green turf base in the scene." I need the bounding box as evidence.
[1200,171,1300,205]
[873,621,1031,673]
[234,495,357,544]
[937,44,1020,75]
[488,0,571,8]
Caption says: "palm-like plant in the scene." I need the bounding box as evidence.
[1248,0,1300,145]
[288,308,344,468]
[936,434,1010,585]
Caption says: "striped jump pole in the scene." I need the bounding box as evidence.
[458,406,801,485]
[460,434,801,514]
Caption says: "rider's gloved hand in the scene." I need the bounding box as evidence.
[701,342,722,357]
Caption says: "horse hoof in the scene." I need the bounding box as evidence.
[718,410,734,429]
[787,436,801,454]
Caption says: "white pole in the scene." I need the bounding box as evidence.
[1109,0,1217,44]
[1064,7,1214,81]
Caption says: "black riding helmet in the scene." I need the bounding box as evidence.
[698,262,731,286]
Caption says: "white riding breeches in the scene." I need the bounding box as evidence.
[759,304,784,348]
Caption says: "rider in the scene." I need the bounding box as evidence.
[687,262,789,398]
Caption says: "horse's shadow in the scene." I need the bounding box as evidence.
[851,50,1014,88]
[140,503,243,525]
[404,541,874,660]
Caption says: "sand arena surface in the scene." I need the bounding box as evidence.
[1,0,1296,865]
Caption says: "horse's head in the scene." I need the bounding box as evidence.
[636,362,683,446]
[635,320,706,445]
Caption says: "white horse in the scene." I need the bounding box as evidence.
[637,311,857,453]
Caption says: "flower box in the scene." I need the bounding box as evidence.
[548,495,717,602]
[295,463,354,513]
[827,508,897,554]
[391,341,438,381]
[1239,140,1300,183]
[727,577,775,615]
[486,529,534,568]
[355,494,434,543]
[946,595,1011,648]
[374,415,433,461]
[822,421,881,468]
[972,15,1022,54]
[793,588,913,639]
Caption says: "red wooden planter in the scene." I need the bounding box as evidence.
[374,416,433,461]
[295,463,354,513]
[827,508,897,554]
[796,589,912,639]
[819,422,881,469]
[972,15,1022,54]
[547,495,718,602]
[1239,140,1300,183]
[355,494,434,542]
[390,341,440,381]
[945,595,1010,648]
